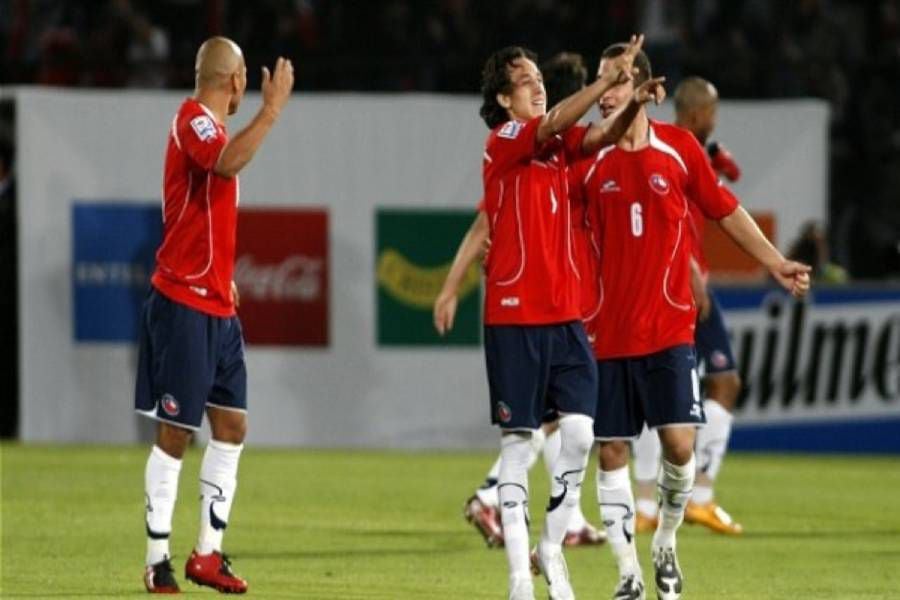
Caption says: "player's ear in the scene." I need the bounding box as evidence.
[496,92,512,110]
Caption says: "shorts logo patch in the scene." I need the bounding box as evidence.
[498,121,524,140]
[161,394,180,417]
[497,401,512,423]
[711,350,729,370]
[190,115,217,142]
[649,173,670,195]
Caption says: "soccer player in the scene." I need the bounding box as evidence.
[632,77,746,537]
[135,37,293,594]
[577,45,810,599]
[439,52,605,551]
[475,36,667,600]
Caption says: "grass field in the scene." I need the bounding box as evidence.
[2,445,899,599]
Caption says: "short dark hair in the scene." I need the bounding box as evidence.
[479,46,538,129]
[541,52,587,108]
[600,43,651,87]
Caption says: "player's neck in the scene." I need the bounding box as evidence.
[193,89,230,124]
[618,111,650,151]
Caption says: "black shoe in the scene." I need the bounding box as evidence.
[144,556,180,594]
[613,573,646,599]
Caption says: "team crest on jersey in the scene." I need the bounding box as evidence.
[498,120,524,140]
[497,402,513,423]
[649,173,670,195]
[161,394,180,417]
[190,115,217,142]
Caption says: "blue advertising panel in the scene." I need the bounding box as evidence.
[72,202,160,342]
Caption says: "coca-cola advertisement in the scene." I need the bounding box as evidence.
[235,208,329,346]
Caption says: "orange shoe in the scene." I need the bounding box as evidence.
[684,501,743,535]
[184,550,247,594]
[563,522,607,546]
[635,511,658,534]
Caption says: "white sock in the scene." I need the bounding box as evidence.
[695,399,734,493]
[145,445,182,566]
[652,455,695,550]
[542,428,561,479]
[598,466,640,577]
[692,484,714,505]
[527,427,546,470]
[636,498,659,518]
[632,425,660,483]
[475,456,502,507]
[540,414,593,552]
[499,433,533,579]
[541,428,587,532]
[196,439,243,555]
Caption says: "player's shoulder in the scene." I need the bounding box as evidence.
[177,98,220,142]
[650,120,697,147]
[486,119,527,144]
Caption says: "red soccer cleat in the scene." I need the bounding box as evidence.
[144,557,180,594]
[563,522,607,546]
[184,550,248,594]
[463,495,505,547]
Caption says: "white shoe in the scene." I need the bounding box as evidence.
[532,543,575,600]
[613,573,646,600]
[509,574,535,600]
[651,546,683,600]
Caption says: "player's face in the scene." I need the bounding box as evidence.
[498,58,546,122]
[596,58,634,118]
[227,65,247,115]
[693,102,718,144]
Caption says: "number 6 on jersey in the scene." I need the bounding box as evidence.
[630,202,644,237]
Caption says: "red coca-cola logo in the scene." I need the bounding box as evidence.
[235,209,329,346]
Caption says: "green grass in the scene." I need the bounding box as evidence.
[2,445,899,599]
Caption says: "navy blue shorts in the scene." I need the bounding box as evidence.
[134,288,247,430]
[594,344,704,440]
[484,321,597,430]
[695,291,737,376]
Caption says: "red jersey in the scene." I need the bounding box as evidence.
[582,120,738,358]
[686,166,740,278]
[568,166,602,340]
[151,98,239,317]
[481,118,587,325]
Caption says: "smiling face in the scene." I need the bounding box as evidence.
[496,57,547,122]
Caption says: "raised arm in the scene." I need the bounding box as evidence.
[582,76,666,152]
[535,34,644,146]
[718,206,811,298]
[214,58,294,178]
[434,211,490,335]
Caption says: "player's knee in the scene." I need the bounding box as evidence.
[599,440,629,470]
[662,439,694,466]
[209,411,247,444]
[559,413,594,457]
[707,372,741,409]
[156,422,192,459]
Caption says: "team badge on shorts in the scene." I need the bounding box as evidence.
[497,402,512,423]
[161,394,180,417]
[711,350,729,370]
[649,173,670,195]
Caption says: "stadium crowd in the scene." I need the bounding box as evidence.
[1,0,899,278]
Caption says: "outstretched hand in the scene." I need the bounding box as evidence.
[433,291,459,336]
[771,260,812,298]
[261,57,295,116]
[605,34,645,87]
[635,77,666,105]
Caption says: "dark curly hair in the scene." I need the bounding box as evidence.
[541,52,588,108]
[479,46,538,130]
[600,43,652,87]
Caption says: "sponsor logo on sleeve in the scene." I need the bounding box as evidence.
[190,115,217,142]
[498,120,524,140]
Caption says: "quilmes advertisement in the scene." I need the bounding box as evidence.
[719,287,900,452]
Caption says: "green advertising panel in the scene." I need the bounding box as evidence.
[376,208,481,346]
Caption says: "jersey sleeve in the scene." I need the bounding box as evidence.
[685,134,738,220]
[561,124,589,161]
[484,117,541,175]
[476,196,486,213]
[177,109,227,172]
